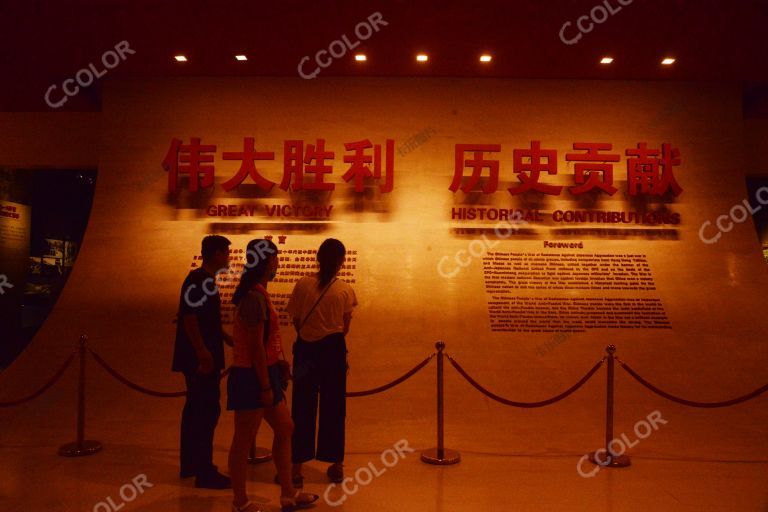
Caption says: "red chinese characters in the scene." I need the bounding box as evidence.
[341,139,395,193]
[281,139,335,191]
[449,141,682,197]
[509,140,561,195]
[221,137,276,191]
[162,137,216,193]
[451,144,501,193]
[162,137,396,194]
[626,142,682,197]
[566,142,620,195]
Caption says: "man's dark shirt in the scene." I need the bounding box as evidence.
[172,267,225,373]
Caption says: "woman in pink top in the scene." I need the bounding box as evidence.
[227,239,318,512]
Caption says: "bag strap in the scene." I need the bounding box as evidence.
[263,302,271,347]
[250,287,271,347]
[297,278,338,336]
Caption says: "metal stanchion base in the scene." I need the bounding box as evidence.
[248,446,273,464]
[58,440,102,457]
[588,451,631,468]
[420,448,461,465]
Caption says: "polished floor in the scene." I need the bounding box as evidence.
[1,390,766,512]
[2,334,767,511]
[0,441,766,511]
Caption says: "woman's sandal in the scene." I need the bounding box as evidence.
[232,500,261,512]
[280,490,319,511]
[273,473,304,488]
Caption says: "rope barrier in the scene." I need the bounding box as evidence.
[0,352,76,407]
[59,335,102,457]
[6,334,768,471]
[421,341,460,465]
[4,336,766,450]
[5,343,765,411]
[89,345,431,400]
[89,349,186,397]
[347,353,436,397]
[588,345,630,467]
[89,349,230,398]
[617,358,768,408]
[447,354,605,408]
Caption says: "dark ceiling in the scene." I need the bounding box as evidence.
[1,0,767,111]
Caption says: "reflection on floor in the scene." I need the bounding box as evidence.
[1,429,766,511]
[1,348,767,511]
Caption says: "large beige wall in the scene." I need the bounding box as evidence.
[0,112,99,168]
[1,78,766,462]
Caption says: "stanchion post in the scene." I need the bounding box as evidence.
[59,335,102,457]
[588,344,630,468]
[248,441,273,464]
[421,341,460,465]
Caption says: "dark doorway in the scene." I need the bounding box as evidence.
[0,169,96,368]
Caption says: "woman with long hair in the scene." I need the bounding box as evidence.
[227,239,318,512]
[286,238,358,486]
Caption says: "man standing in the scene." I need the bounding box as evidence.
[173,235,233,489]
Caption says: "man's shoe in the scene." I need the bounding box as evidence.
[195,471,231,489]
[182,463,218,479]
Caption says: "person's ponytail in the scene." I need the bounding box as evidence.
[316,238,346,289]
[232,239,278,305]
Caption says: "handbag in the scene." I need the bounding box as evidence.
[276,359,291,391]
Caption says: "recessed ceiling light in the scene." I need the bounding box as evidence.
[416,54,429,62]
[174,55,188,62]
[661,57,676,65]
[355,54,367,62]
[235,55,247,61]
[480,54,492,63]
[600,57,614,64]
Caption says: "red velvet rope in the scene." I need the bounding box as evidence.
[347,353,436,397]
[89,349,230,398]
[90,345,433,399]
[447,354,605,408]
[618,360,768,408]
[0,352,75,407]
